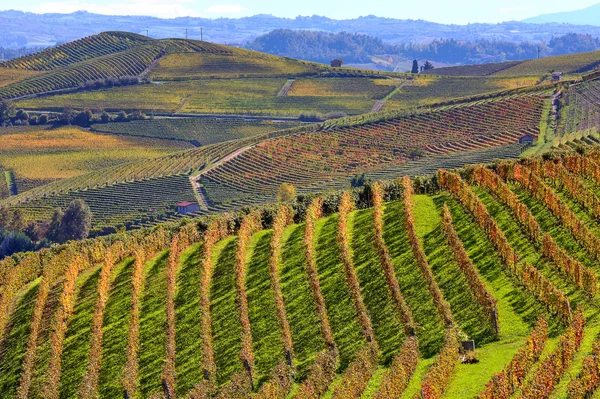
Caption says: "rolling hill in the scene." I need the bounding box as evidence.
[2,149,600,398]
[4,29,600,399]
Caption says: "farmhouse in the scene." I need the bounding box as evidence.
[552,72,563,81]
[519,133,536,144]
[177,201,201,215]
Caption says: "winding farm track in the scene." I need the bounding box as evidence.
[189,143,257,210]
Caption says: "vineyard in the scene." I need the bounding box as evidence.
[197,95,547,208]
[90,118,301,145]
[3,148,600,398]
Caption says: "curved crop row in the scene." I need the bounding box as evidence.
[401,176,453,326]
[371,182,415,336]
[478,316,548,399]
[438,169,572,323]
[234,211,263,389]
[375,336,419,399]
[416,328,460,399]
[471,165,598,296]
[568,336,600,398]
[441,203,499,333]
[519,309,585,399]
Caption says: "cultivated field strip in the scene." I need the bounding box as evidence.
[3,150,600,397]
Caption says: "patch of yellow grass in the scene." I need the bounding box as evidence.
[0,126,189,181]
[0,68,39,87]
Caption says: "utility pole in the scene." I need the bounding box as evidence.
[201,27,203,41]
[537,46,541,59]
[146,29,149,37]
[185,28,188,40]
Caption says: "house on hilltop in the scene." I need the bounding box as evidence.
[552,72,563,81]
[177,201,201,215]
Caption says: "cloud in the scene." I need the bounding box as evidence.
[28,0,201,18]
[205,4,246,14]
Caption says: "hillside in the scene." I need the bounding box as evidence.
[3,149,600,398]
[524,3,600,25]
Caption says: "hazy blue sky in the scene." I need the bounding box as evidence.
[4,0,600,24]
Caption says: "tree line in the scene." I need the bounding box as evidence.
[247,30,600,66]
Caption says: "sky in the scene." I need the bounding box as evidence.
[4,0,600,24]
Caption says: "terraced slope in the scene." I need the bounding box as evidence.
[3,149,600,398]
[0,32,152,71]
[198,95,546,208]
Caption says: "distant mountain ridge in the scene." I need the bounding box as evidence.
[524,3,600,26]
[4,10,600,49]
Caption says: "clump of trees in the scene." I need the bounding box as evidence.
[0,100,148,128]
[0,199,92,258]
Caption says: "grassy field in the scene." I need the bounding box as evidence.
[17,78,377,116]
[151,49,323,80]
[384,76,540,110]
[0,126,190,193]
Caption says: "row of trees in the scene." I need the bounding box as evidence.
[0,100,147,127]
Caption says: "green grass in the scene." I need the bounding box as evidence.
[314,215,365,369]
[246,230,286,387]
[279,224,324,379]
[138,252,168,397]
[416,195,495,344]
[350,209,404,363]
[440,195,552,398]
[211,237,243,386]
[175,243,204,396]
[0,280,40,398]
[59,266,102,398]
[98,258,135,398]
[382,200,444,357]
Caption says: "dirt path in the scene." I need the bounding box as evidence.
[277,79,296,97]
[189,144,256,210]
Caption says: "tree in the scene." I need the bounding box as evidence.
[0,100,15,123]
[351,173,368,188]
[59,200,92,242]
[38,114,48,125]
[100,111,111,123]
[0,231,34,258]
[59,108,76,125]
[277,183,296,202]
[46,208,64,243]
[411,59,419,74]
[74,109,93,126]
[423,61,435,71]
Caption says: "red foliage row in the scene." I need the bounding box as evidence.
[293,348,338,399]
[121,247,148,398]
[269,205,295,368]
[417,328,460,399]
[438,169,572,323]
[505,163,600,262]
[531,158,600,220]
[562,152,600,185]
[79,247,118,398]
[519,309,585,399]
[371,182,416,336]
[303,197,335,348]
[337,191,375,342]
[441,203,498,333]
[568,337,600,398]
[16,247,86,399]
[471,165,598,297]
[477,316,548,399]
[162,233,182,398]
[255,362,294,399]
[42,255,87,399]
[401,176,453,327]
[235,211,263,387]
[199,218,232,385]
[332,342,379,399]
[375,337,419,399]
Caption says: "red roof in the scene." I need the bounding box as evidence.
[177,201,197,207]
